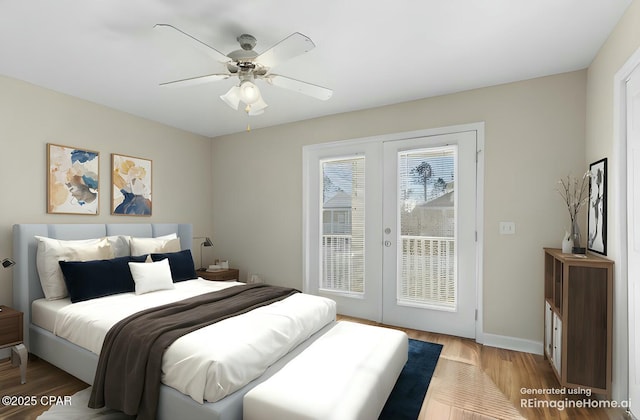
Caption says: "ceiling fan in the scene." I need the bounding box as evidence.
[155,24,333,116]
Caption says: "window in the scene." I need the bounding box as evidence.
[398,146,457,309]
[320,157,365,294]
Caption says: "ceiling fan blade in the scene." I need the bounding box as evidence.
[154,23,230,64]
[266,74,333,101]
[160,73,230,88]
[256,32,315,69]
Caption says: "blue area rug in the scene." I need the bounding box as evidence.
[379,338,443,420]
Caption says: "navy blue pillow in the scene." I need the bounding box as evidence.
[150,249,197,282]
[59,255,147,303]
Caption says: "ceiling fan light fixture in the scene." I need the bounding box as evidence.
[220,86,241,110]
[239,80,261,105]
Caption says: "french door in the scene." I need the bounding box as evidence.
[303,127,480,337]
[303,141,383,320]
[382,132,477,337]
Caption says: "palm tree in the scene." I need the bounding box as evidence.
[411,161,433,200]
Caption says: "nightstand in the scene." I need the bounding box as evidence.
[0,305,27,384]
[196,268,240,281]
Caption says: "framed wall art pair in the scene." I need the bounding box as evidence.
[46,143,152,216]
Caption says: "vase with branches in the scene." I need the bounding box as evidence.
[556,171,590,253]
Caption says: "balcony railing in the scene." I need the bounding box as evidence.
[321,235,455,308]
[399,236,456,308]
[321,235,363,293]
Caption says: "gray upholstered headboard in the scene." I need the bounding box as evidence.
[12,223,193,347]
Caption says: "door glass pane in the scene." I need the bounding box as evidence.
[321,157,365,294]
[398,146,457,309]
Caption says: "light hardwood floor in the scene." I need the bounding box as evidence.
[0,317,631,420]
[339,315,630,420]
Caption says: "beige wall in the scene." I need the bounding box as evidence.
[211,70,587,345]
[0,75,214,307]
[585,0,640,402]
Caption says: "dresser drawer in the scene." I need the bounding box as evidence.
[0,306,23,347]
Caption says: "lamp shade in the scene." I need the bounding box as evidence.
[220,81,266,115]
[197,237,213,270]
[220,86,241,110]
[239,80,261,104]
[247,96,268,116]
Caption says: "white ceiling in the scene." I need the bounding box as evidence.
[0,0,632,138]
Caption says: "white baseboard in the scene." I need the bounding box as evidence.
[481,332,543,355]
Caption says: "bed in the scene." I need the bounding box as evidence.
[12,223,337,420]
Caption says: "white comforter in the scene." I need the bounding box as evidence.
[53,279,336,403]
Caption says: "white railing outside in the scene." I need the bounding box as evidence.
[321,235,364,293]
[399,236,456,308]
[321,234,454,305]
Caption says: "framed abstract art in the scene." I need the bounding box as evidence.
[47,143,99,215]
[587,158,607,255]
[111,153,152,216]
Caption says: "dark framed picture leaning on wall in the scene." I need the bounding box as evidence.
[587,158,607,255]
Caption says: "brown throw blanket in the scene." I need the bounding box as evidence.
[88,283,299,420]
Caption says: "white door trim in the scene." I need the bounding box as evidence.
[475,126,486,344]
[614,45,640,405]
[302,122,485,341]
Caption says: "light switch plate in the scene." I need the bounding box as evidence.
[499,221,516,235]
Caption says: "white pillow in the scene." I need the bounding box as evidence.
[129,258,175,295]
[35,236,114,300]
[105,235,131,258]
[129,234,180,256]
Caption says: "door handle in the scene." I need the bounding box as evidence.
[384,240,392,247]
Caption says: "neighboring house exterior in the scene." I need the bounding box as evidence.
[323,191,352,235]
[402,190,455,238]
[402,182,455,238]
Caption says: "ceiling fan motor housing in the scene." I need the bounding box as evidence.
[227,33,259,63]
[237,34,257,50]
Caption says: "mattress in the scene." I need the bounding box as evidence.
[34,279,337,404]
[32,297,71,332]
[31,276,228,333]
